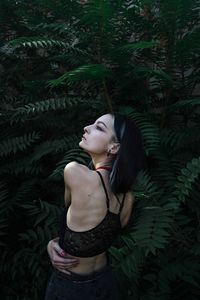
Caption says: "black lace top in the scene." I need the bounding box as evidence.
[59,171,125,258]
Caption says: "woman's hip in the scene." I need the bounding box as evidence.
[44,265,119,300]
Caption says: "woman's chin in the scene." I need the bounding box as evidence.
[79,140,87,150]
[79,140,84,145]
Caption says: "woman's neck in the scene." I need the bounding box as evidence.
[92,158,112,171]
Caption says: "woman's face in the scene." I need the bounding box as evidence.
[79,114,117,156]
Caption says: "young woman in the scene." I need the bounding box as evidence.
[45,113,144,300]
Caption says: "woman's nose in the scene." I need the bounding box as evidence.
[84,125,90,133]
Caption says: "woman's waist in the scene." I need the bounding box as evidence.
[53,262,111,283]
[66,251,108,275]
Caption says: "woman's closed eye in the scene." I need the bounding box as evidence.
[96,125,104,131]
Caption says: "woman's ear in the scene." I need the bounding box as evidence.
[109,142,120,155]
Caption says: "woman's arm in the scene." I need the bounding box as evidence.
[47,238,79,274]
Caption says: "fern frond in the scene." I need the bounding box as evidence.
[12,247,49,280]
[121,106,160,154]
[134,66,173,83]
[174,157,200,203]
[131,207,173,255]
[0,182,8,205]
[115,41,159,52]
[36,22,70,34]
[49,149,90,180]
[0,184,8,246]
[0,218,7,246]
[176,26,200,55]
[167,98,200,112]
[0,156,42,176]
[110,245,145,299]
[134,170,161,200]
[11,98,83,123]
[157,257,200,292]
[13,179,37,203]
[111,244,145,277]
[21,199,61,227]
[30,135,80,162]
[8,37,71,49]
[82,0,113,25]
[161,127,200,156]
[49,64,113,87]
[19,225,57,249]
[0,132,40,157]
[161,128,190,149]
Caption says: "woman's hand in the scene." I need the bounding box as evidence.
[47,237,79,274]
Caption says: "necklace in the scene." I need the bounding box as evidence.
[95,166,111,171]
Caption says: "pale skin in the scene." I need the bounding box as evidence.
[47,114,134,275]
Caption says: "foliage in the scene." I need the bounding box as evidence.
[0,0,200,299]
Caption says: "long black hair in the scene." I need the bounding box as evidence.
[110,114,145,194]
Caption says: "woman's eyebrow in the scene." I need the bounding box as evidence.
[96,121,107,128]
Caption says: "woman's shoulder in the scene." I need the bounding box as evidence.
[64,161,86,172]
[64,162,94,187]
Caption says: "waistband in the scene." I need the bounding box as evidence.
[53,265,111,283]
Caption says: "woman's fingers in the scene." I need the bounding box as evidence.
[53,241,76,259]
[51,252,79,264]
[53,262,78,269]
[56,267,71,275]
[52,258,79,267]
[47,238,79,272]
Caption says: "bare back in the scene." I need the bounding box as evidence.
[63,162,134,274]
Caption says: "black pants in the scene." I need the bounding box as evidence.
[44,266,119,300]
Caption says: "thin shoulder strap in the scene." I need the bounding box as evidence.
[115,192,126,214]
[96,171,110,209]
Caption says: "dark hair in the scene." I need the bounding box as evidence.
[110,114,145,194]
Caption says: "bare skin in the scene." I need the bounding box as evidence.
[47,114,134,275]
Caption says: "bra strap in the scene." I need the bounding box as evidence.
[96,171,110,209]
[113,191,127,214]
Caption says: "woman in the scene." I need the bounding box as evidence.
[45,113,144,300]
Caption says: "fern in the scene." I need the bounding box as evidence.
[49,64,113,87]
[121,106,161,154]
[0,182,8,206]
[0,132,41,157]
[0,157,42,175]
[174,157,200,203]
[160,128,200,151]
[11,98,84,123]
[50,148,90,180]
[30,135,80,162]
[134,170,161,200]
[13,179,38,203]
[167,99,200,112]
[1,0,200,299]
[0,218,7,246]
[157,257,200,293]
[115,41,159,52]
[19,225,56,248]
[21,199,62,227]
[131,207,173,255]
[110,245,145,299]
[8,37,70,48]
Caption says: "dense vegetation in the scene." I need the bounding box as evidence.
[0,0,200,299]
